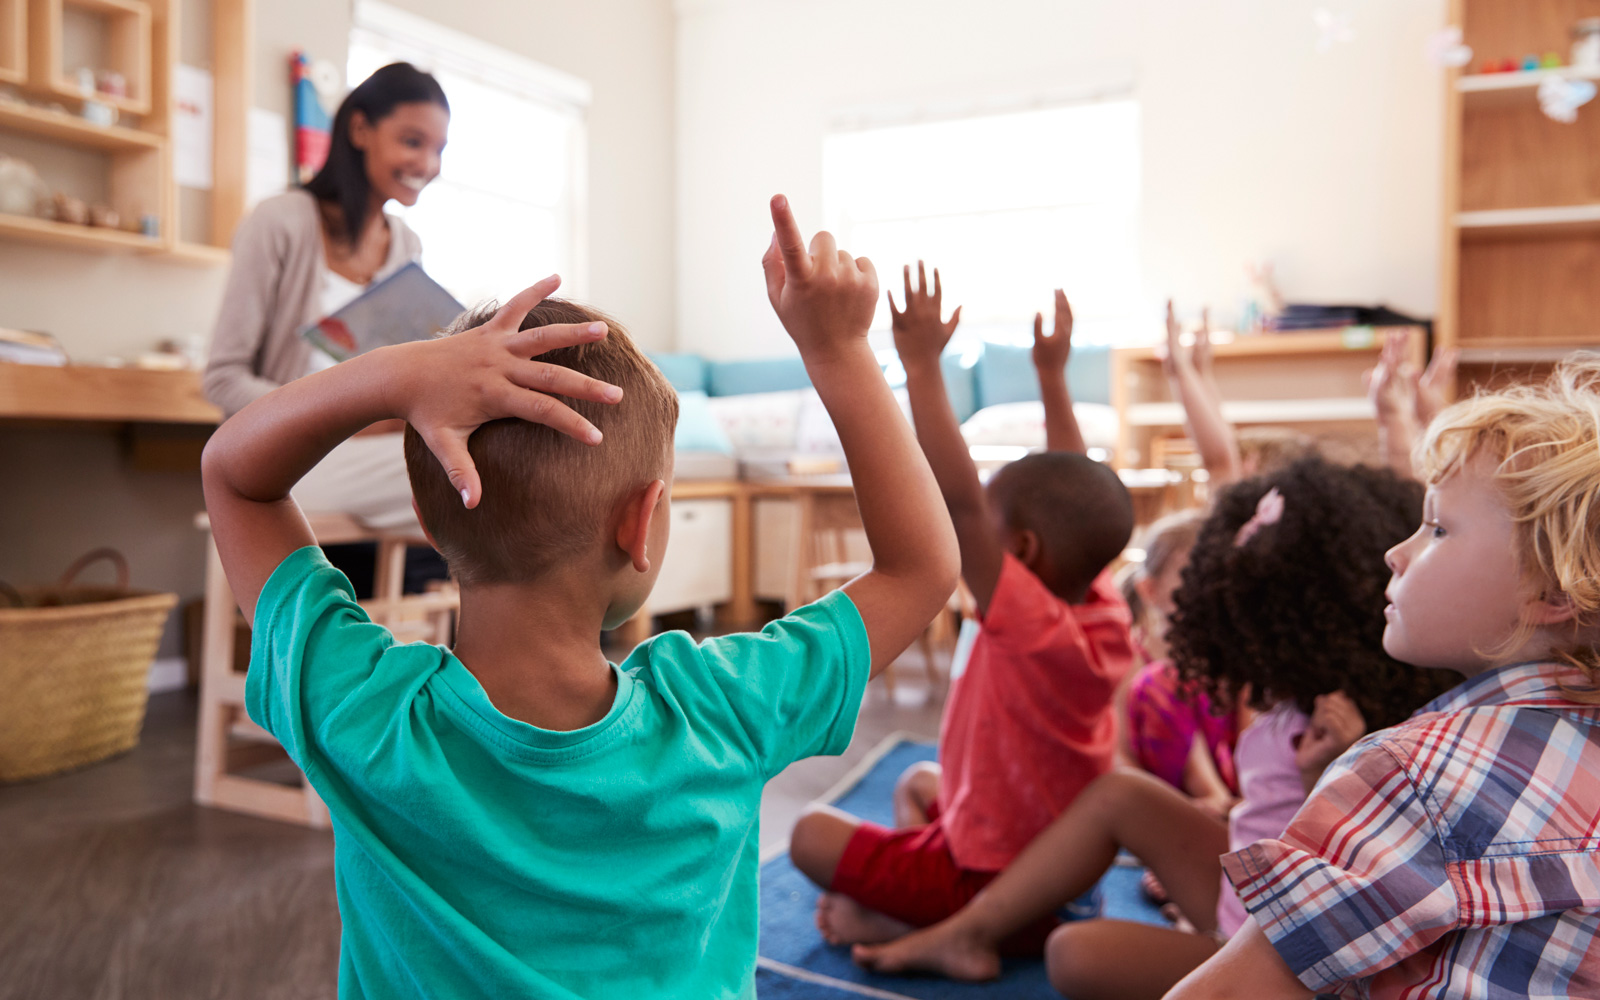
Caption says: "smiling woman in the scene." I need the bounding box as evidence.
[201,63,451,537]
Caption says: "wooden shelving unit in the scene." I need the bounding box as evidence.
[1110,328,1425,470]
[1438,1,1600,394]
[29,0,152,117]
[0,0,248,262]
[0,0,24,84]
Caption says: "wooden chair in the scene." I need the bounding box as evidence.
[789,490,955,698]
[192,512,457,828]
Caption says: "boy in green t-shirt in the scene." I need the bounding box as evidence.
[201,195,959,1000]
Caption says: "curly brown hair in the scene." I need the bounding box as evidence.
[1168,457,1454,729]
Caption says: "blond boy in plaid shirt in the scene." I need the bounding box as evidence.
[1171,358,1600,999]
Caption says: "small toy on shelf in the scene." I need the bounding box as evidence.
[88,205,120,229]
[1523,54,1543,71]
[1576,18,1600,70]
[52,193,88,226]
[81,100,117,128]
[95,71,128,99]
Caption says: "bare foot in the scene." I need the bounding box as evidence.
[851,921,1002,981]
[814,893,913,946]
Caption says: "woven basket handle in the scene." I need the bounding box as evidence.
[58,548,131,590]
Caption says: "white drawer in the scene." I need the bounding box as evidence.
[651,498,733,614]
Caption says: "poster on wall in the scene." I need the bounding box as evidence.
[292,51,338,184]
[173,65,214,190]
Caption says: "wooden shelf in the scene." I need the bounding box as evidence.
[0,0,23,84]
[0,209,159,250]
[29,0,153,117]
[1456,344,1600,364]
[1457,67,1600,108]
[0,363,219,423]
[1114,328,1389,363]
[1128,398,1376,428]
[1456,204,1600,239]
[0,96,161,149]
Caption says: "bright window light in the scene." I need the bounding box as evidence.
[348,3,588,308]
[824,101,1141,349]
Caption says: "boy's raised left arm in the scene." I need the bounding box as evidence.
[1031,289,1087,455]
[201,276,621,621]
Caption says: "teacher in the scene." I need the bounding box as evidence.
[203,62,449,532]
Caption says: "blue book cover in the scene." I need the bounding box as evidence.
[302,262,466,361]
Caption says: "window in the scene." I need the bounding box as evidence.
[348,2,589,307]
[823,100,1141,351]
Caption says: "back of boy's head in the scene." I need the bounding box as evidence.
[1169,457,1453,730]
[1417,354,1600,678]
[403,299,679,585]
[986,452,1133,599]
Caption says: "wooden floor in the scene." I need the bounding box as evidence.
[0,653,945,1000]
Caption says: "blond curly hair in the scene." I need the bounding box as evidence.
[1414,354,1600,684]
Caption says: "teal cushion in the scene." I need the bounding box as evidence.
[705,357,814,397]
[673,390,733,454]
[974,342,1112,409]
[648,353,708,394]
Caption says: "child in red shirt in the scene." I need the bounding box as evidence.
[788,265,1136,953]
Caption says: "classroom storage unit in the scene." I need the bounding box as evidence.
[1439,0,1600,392]
[0,0,248,261]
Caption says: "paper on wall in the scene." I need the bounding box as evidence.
[174,65,214,190]
[246,108,291,210]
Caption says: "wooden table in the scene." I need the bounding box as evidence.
[0,365,220,424]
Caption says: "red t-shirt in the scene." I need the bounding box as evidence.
[936,554,1136,872]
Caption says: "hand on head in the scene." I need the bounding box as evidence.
[402,275,624,509]
[1031,289,1072,374]
[762,195,879,359]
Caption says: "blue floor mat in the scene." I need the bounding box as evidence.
[759,738,1167,998]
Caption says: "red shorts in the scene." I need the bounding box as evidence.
[830,807,1060,956]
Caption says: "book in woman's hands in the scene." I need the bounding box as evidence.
[302,262,466,361]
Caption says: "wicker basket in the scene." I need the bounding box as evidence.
[0,549,177,782]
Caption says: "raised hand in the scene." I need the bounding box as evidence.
[888,260,961,368]
[762,195,879,362]
[1415,346,1459,427]
[1160,299,1189,378]
[400,275,623,508]
[1031,288,1073,375]
[1193,307,1214,377]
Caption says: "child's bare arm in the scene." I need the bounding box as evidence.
[762,200,960,676]
[1166,920,1314,1000]
[1365,330,1422,479]
[888,262,1005,614]
[201,276,620,621]
[1164,301,1243,484]
[1032,289,1087,455]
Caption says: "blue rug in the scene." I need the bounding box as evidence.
[759,737,1166,998]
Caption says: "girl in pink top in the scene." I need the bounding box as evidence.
[853,457,1453,999]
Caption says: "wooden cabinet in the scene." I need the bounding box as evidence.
[1440,0,1600,392]
[0,0,248,261]
[1110,328,1425,470]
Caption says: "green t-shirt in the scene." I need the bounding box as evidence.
[246,546,870,999]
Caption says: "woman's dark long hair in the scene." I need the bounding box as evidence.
[304,62,448,245]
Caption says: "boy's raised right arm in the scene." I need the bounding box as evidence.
[886,261,1006,615]
[762,197,960,677]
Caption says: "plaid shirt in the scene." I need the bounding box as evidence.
[1222,661,1600,999]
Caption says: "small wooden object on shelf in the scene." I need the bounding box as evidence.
[1439,0,1600,397]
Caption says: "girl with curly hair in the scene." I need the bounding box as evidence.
[851,456,1449,999]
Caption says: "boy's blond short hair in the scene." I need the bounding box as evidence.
[404,299,679,585]
[1416,354,1600,679]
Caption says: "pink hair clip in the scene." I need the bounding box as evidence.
[1234,488,1285,547]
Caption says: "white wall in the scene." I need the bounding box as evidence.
[674,0,1447,359]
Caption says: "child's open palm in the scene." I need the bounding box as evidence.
[888,261,961,367]
[1031,289,1073,375]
